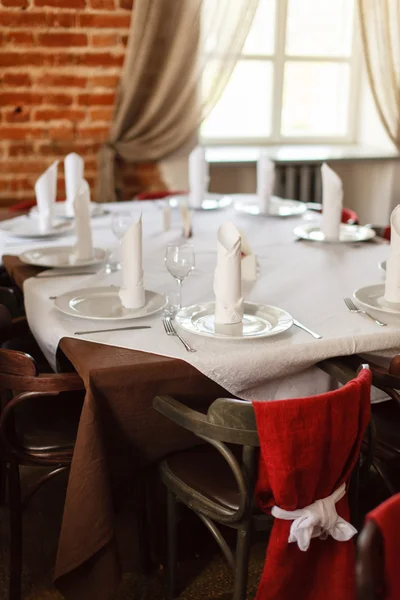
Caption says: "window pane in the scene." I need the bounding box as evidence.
[202,60,273,140]
[281,62,350,137]
[286,0,354,57]
[242,0,276,56]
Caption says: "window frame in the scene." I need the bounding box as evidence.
[201,0,362,147]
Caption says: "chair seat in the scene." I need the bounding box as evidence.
[372,401,400,458]
[161,445,242,512]
[13,391,84,452]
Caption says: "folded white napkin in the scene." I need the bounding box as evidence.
[271,483,356,552]
[34,161,58,234]
[240,230,257,282]
[257,152,275,214]
[321,163,343,241]
[384,204,400,303]
[65,153,84,217]
[188,146,209,209]
[118,215,145,309]
[214,221,244,325]
[73,179,94,262]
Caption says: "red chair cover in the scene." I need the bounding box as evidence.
[135,190,186,200]
[367,493,400,600]
[252,368,371,600]
[383,226,391,241]
[341,208,359,224]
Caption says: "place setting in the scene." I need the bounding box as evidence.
[233,152,307,218]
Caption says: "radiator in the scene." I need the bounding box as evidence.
[275,164,322,204]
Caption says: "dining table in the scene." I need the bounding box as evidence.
[1,197,398,600]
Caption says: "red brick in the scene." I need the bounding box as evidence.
[36,73,86,87]
[0,126,46,139]
[79,53,124,68]
[34,108,85,121]
[39,141,101,156]
[35,0,84,6]
[79,13,131,28]
[1,12,47,27]
[9,178,34,191]
[46,93,74,106]
[5,109,31,123]
[46,13,76,27]
[89,107,113,121]
[9,142,34,157]
[119,0,133,8]
[0,92,42,105]
[91,33,119,47]
[89,0,115,7]
[38,33,87,47]
[78,93,115,106]
[5,32,35,45]
[77,126,109,140]
[2,0,30,6]
[48,126,75,141]
[5,161,45,174]
[121,34,128,46]
[2,73,32,86]
[0,52,49,67]
[88,74,119,88]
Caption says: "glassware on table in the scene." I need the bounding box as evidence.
[105,211,134,272]
[165,243,195,311]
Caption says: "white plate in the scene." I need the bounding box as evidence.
[234,195,307,217]
[353,283,400,324]
[0,217,74,239]
[55,286,166,321]
[175,301,293,340]
[294,223,376,243]
[168,193,232,211]
[30,202,107,220]
[20,246,107,268]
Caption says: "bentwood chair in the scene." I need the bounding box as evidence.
[0,304,85,600]
[153,360,372,600]
[356,493,400,600]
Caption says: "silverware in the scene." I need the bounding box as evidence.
[37,271,98,278]
[344,297,386,326]
[293,319,322,339]
[162,316,196,353]
[74,325,152,335]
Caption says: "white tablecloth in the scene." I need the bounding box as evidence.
[3,201,396,401]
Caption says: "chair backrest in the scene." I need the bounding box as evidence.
[357,493,400,600]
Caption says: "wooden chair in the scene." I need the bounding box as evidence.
[0,305,85,600]
[153,360,371,600]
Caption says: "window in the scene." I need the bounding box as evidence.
[201,0,359,145]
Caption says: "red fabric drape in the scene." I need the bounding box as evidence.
[367,493,400,600]
[252,368,371,600]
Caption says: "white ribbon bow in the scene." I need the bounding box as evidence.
[271,483,357,551]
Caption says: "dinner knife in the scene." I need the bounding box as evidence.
[74,325,152,335]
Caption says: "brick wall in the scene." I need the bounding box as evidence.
[0,0,165,207]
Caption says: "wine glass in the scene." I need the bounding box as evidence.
[106,211,133,271]
[165,243,195,311]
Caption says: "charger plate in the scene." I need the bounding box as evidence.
[294,223,376,243]
[0,217,74,239]
[168,193,232,211]
[20,246,107,268]
[30,202,107,219]
[234,194,307,217]
[353,283,400,325]
[175,301,293,340]
[55,286,166,321]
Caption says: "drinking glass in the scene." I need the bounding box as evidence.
[106,211,133,271]
[165,243,195,310]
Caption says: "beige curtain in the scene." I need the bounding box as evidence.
[96,0,260,202]
[358,0,400,148]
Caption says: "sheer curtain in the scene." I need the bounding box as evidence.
[96,0,260,203]
[358,0,400,149]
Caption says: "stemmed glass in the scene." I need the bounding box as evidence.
[165,243,195,311]
[106,211,133,271]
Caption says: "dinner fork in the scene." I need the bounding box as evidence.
[162,316,196,353]
[344,297,386,327]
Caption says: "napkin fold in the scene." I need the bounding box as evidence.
[188,146,209,209]
[214,221,244,325]
[240,229,257,282]
[65,153,84,217]
[34,160,58,234]
[73,179,94,262]
[384,204,400,303]
[257,152,275,214]
[118,215,145,309]
[321,163,343,241]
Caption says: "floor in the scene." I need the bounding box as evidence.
[0,468,265,600]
